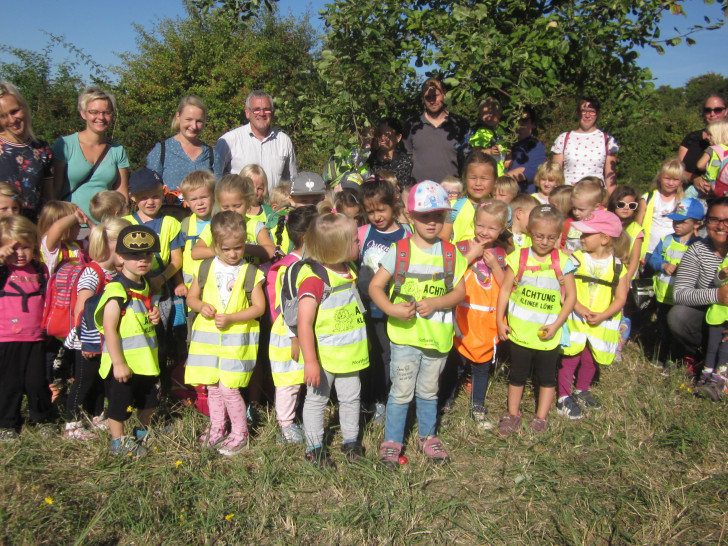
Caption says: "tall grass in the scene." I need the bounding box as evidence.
[2,342,727,544]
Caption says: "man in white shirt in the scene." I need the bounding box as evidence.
[216,90,298,191]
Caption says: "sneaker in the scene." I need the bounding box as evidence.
[573,390,602,410]
[471,405,494,431]
[110,436,147,457]
[557,396,584,420]
[379,441,402,469]
[277,423,304,444]
[91,415,109,431]
[497,413,522,437]
[373,403,386,425]
[36,423,56,439]
[684,356,701,377]
[660,360,678,377]
[528,417,549,434]
[696,377,723,402]
[133,426,150,445]
[199,428,226,448]
[0,428,19,443]
[341,441,364,461]
[418,436,450,463]
[614,351,623,363]
[218,433,249,456]
[304,446,335,468]
[63,421,97,440]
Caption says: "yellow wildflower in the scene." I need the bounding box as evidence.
[44,497,53,505]
[174,460,183,468]
[225,513,234,521]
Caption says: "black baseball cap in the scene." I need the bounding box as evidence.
[116,225,161,254]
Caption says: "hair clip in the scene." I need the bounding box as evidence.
[540,205,552,212]
[480,201,493,208]
[331,208,338,214]
[284,215,289,221]
[11,195,19,201]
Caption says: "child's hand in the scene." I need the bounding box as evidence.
[663,263,677,276]
[81,351,97,360]
[538,324,558,340]
[390,300,416,321]
[415,298,437,317]
[174,283,188,297]
[574,302,590,317]
[464,241,484,264]
[290,337,300,361]
[113,361,133,383]
[482,249,500,270]
[497,321,511,341]
[200,303,216,319]
[149,306,161,325]
[0,241,15,263]
[74,208,89,225]
[584,311,608,327]
[304,360,321,388]
[214,313,233,330]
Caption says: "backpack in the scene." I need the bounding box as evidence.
[186,259,258,342]
[513,248,566,301]
[0,260,47,313]
[456,241,507,282]
[708,145,728,197]
[42,262,104,338]
[280,258,335,331]
[573,256,624,302]
[389,238,457,302]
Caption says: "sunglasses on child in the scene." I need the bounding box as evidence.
[617,201,638,210]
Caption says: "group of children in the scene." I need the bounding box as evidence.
[0,142,719,466]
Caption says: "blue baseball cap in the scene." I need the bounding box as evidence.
[667,198,705,221]
[407,180,454,213]
[129,168,163,195]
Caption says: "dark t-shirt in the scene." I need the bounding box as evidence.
[366,150,413,189]
[0,136,53,212]
[403,112,470,183]
[680,129,710,176]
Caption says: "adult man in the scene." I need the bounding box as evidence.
[216,90,298,191]
[402,78,470,183]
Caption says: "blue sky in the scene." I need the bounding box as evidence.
[1,0,726,89]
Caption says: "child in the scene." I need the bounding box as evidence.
[334,187,365,226]
[297,212,369,467]
[496,205,576,435]
[0,215,53,440]
[38,201,89,277]
[548,185,574,218]
[441,176,463,202]
[269,181,291,213]
[467,97,506,174]
[0,182,22,216]
[563,177,605,253]
[507,193,538,252]
[358,178,411,423]
[370,181,467,465]
[532,161,565,205]
[179,170,215,289]
[452,201,508,430]
[63,218,129,440]
[89,190,129,223]
[649,198,703,369]
[558,210,629,419]
[697,119,728,197]
[267,205,319,443]
[186,211,266,455]
[241,164,272,223]
[94,224,162,456]
[441,150,498,242]
[636,157,685,266]
[493,175,519,204]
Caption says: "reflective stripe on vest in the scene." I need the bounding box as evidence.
[653,235,689,304]
[182,214,202,287]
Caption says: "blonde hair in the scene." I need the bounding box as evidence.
[0,215,39,260]
[527,204,564,233]
[376,169,398,189]
[474,200,509,229]
[171,96,207,132]
[210,210,247,249]
[441,176,463,192]
[333,188,365,225]
[494,175,519,198]
[240,164,269,205]
[652,157,686,201]
[0,81,34,140]
[89,190,127,222]
[572,177,606,207]
[708,120,728,147]
[88,217,131,261]
[270,182,291,211]
[305,213,355,265]
[509,193,538,215]
[0,182,22,204]
[610,232,631,265]
[215,174,253,212]
[180,170,216,198]
[37,201,78,236]
[78,87,117,115]
[534,161,565,191]
[548,185,574,216]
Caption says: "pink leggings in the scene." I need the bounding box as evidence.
[207,383,248,436]
[558,348,597,398]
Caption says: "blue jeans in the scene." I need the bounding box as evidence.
[384,343,447,444]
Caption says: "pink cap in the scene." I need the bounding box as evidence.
[407,180,454,213]
[570,209,622,238]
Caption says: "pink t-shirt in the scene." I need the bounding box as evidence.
[0,262,48,342]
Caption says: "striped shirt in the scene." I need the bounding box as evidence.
[672,238,724,308]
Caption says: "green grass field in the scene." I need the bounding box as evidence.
[2,343,728,545]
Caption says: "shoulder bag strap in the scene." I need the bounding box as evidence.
[60,143,111,200]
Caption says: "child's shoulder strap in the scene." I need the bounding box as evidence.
[452,196,468,217]
[513,247,531,286]
[197,258,214,294]
[358,224,371,250]
[456,240,470,255]
[441,240,456,293]
[391,238,411,297]
[242,262,258,305]
[550,248,566,300]
[180,216,190,235]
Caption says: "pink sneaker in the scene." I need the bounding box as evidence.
[379,440,402,468]
[418,436,450,463]
[91,415,109,431]
[63,422,97,441]
[218,433,249,456]
[199,428,226,448]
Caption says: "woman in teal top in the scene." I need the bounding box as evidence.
[52,87,129,219]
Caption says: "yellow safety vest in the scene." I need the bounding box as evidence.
[653,234,690,305]
[269,258,305,386]
[185,261,263,388]
[639,189,659,262]
[562,250,625,365]
[181,214,207,288]
[706,256,728,325]
[95,278,158,378]
[505,249,569,351]
[123,214,181,275]
[297,263,369,374]
[451,198,477,243]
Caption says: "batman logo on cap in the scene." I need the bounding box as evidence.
[123,231,155,250]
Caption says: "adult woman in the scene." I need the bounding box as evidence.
[551,96,619,192]
[505,106,546,193]
[53,88,129,219]
[146,96,223,200]
[678,93,728,194]
[0,81,53,221]
[366,117,413,189]
[669,197,728,365]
